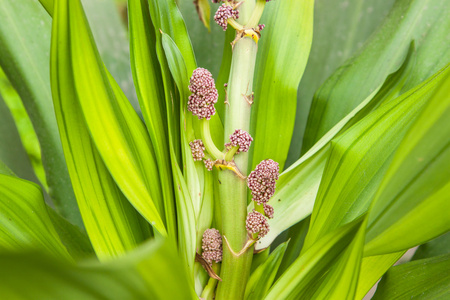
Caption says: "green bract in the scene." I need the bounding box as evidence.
[0,0,448,299]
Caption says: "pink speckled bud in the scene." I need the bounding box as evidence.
[188,68,218,120]
[226,129,253,154]
[204,159,214,171]
[202,228,223,265]
[264,204,274,219]
[189,139,205,161]
[246,210,270,239]
[214,4,239,31]
[247,159,280,205]
[257,24,265,31]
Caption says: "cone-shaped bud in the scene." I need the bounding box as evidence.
[263,204,274,219]
[226,129,253,154]
[247,159,280,205]
[189,139,206,161]
[188,68,218,120]
[202,228,223,265]
[214,4,239,31]
[246,210,270,239]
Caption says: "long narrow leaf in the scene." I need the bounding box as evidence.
[51,0,153,259]
[251,0,314,170]
[64,0,166,235]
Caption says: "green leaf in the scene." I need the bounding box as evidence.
[303,0,450,152]
[373,254,450,299]
[60,0,166,235]
[51,0,158,259]
[193,0,211,31]
[251,0,314,170]
[245,242,288,300]
[302,64,449,250]
[0,0,81,227]
[256,87,382,250]
[275,217,310,279]
[413,232,450,260]
[287,0,396,164]
[128,0,176,238]
[364,64,450,256]
[265,219,362,299]
[0,239,197,299]
[355,251,405,300]
[306,221,365,299]
[81,0,139,111]
[0,171,70,260]
[0,67,47,191]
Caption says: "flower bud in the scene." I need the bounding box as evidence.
[204,159,214,171]
[214,4,239,31]
[188,68,218,120]
[202,228,223,265]
[263,204,274,219]
[189,139,206,161]
[246,210,270,239]
[226,129,253,154]
[247,159,280,205]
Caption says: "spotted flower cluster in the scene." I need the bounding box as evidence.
[189,139,205,161]
[204,159,214,171]
[247,159,280,205]
[226,129,253,154]
[264,204,274,219]
[214,4,239,31]
[202,228,223,265]
[188,68,218,120]
[246,210,270,239]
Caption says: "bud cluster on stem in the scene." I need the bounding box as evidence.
[186,1,277,299]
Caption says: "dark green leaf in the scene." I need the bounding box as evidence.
[373,254,450,300]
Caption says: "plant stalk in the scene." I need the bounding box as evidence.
[216,0,259,297]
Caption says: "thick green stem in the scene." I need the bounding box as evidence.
[216,1,259,297]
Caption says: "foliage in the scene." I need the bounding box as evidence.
[0,0,448,299]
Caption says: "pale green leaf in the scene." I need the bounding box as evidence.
[373,254,450,299]
[364,64,450,256]
[251,0,314,170]
[51,0,153,259]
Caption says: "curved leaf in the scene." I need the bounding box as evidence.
[0,0,81,227]
[62,0,166,235]
[0,171,70,260]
